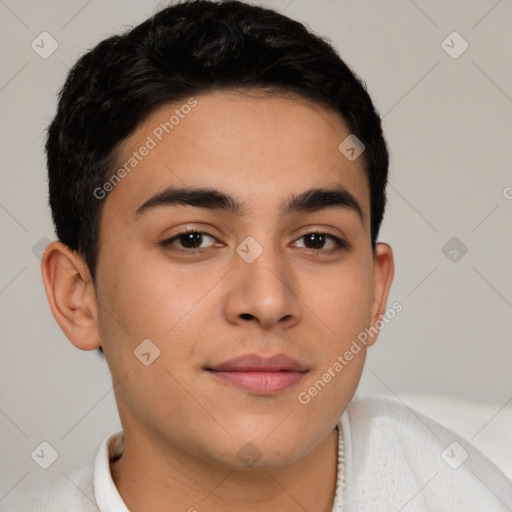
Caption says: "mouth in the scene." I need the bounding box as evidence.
[204,353,309,395]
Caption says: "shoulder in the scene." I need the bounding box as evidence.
[341,395,512,511]
[0,461,98,512]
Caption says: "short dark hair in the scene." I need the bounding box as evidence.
[46,0,389,356]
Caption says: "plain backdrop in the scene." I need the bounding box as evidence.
[1,0,511,498]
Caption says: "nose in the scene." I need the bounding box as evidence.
[222,237,301,331]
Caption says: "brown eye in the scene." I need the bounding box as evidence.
[303,233,327,249]
[293,232,347,253]
[161,231,218,252]
[177,232,205,248]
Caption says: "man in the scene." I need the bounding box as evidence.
[9,0,511,510]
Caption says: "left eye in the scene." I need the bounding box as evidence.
[292,232,347,252]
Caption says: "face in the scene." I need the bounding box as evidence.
[92,89,392,468]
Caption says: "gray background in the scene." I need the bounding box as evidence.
[1,0,511,500]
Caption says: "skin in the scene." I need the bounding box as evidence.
[41,89,394,512]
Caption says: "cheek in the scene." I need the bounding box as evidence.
[95,251,223,398]
[97,249,210,343]
[94,256,208,406]
[303,261,374,347]
[296,268,372,421]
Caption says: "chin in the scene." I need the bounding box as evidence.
[220,430,314,470]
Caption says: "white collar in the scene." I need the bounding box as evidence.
[94,429,130,511]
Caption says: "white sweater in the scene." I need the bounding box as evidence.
[2,396,511,511]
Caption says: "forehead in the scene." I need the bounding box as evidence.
[104,89,370,224]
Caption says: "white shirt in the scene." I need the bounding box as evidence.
[2,396,511,511]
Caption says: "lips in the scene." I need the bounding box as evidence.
[207,353,308,372]
[205,353,309,395]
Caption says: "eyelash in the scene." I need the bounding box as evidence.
[160,230,348,256]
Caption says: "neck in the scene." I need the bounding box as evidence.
[111,426,340,512]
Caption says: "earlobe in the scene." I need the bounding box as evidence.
[367,243,395,347]
[41,241,101,351]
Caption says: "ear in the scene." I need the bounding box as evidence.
[41,240,101,351]
[367,242,395,347]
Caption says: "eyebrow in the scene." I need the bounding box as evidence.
[135,185,364,222]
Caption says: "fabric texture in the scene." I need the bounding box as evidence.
[2,395,511,511]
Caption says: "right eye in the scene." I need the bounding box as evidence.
[160,230,221,254]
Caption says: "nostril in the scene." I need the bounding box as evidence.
[240,313,255,320]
